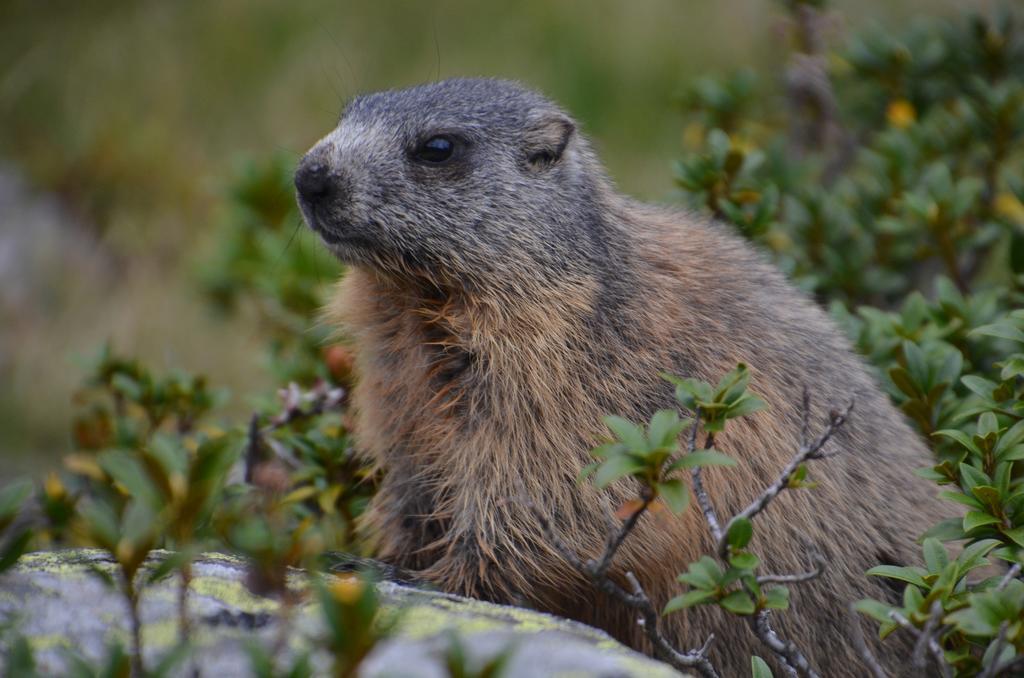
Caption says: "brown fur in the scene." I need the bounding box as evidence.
[326,200,942,675]
[301,79,946,675]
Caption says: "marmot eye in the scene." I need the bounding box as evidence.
[414,136,455,164]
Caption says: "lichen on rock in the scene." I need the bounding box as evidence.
[0,549,684,677]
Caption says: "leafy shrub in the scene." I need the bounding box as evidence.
[667,2,1024,674]
[3,2,1024,677]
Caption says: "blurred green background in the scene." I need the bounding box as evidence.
[0,0,995,479]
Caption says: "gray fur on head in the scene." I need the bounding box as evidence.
[296,78,611,291]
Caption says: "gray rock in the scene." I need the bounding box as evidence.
[0,549,684,677]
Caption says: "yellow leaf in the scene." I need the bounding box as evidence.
[281,486,317,505]
[44,471,66,499]
[995,192,1024,226]
[886,99,916,129]
[330,574,365,604]
[63,454,105,481]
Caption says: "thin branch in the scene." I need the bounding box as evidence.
[749,609,811,678]
[263,381,347,435]
[245,413,260,483]
[978,621,1010,678]
[693,396,848,676]
[757,555,824,585]
[847,604,889,678]
[997,563,1021,590]
[719,400,853,558]
[888,610,951,678]
[246,380,347,482]
[625,572,719,678]
[529,504,720,678]
[911,600,944,671]
[593,490,652,578]
[690,417,723,543]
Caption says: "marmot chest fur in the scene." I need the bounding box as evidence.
[296,78,945,676]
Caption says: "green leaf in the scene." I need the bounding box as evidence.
[657,479,690,514]
[4,636,36,677]
[866,565,927,588]
[663,589,717,614]
[590,442,625,460]
[946,603,998,636]
[922,538,950,573]
[955,539,1000,577]
[763,586,790,610]
[902,341,930,389]
[939,490,983,510]
[932,429,981,455]
[78,500,120,549]
[1002,526,1024,548]
[99,450,162,508]
[577,462,599,482]
[959,463,991,492]
[963,511,1001,532]
[729,552,760,570]
[604,416,647,452]
[996,419,1024,454]
[977,412,1000,438]
[0,479,33,523]
[853,598,894,624]
[648,410,684,449]
[727,518,754,550]
[678,556,723,589]
[146,550,192,585]
[961,375,998,399]
[111,372,143,401]
[889,367,920,398]
[717,364,751,403]
[0,530,32,574]
[593,455,644,489]
[667,449,737,471]
[972,322,1024,344]
[751,656,773,678]
[728,394,767,419]
[720,590,756,615]
[920,517,966,542]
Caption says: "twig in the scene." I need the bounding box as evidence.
[911,600,944,671]
[718,401,853,560]
[593,490,653,577]
[847,604,889,678]
[888,610,951,678]
[263,381,346,434]
[625,572,719,678]
[530,505,720,678]
[246,381,347,482]
[757,555,824,585]
[245,413,260,483]
[749,609,811,678]
[695,397,850,676]
[997,563,1021,590]
[689,411,723,542]
[978,621,1010,678]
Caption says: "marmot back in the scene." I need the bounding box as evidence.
[295,78,947,676]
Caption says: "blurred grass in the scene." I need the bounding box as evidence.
[0,0,994,479]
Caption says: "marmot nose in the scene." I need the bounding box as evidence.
[294,160,333,205]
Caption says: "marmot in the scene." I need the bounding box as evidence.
[295,78,946,676]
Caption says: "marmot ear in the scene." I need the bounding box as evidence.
[523,112,575,170]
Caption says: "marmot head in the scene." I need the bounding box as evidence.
[295,78,610,291]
